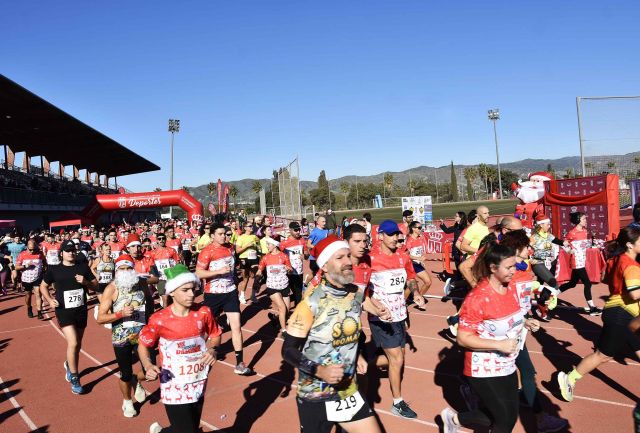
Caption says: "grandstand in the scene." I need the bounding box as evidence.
[0,74,159,230]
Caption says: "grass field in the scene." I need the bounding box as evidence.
[334,199,518,224]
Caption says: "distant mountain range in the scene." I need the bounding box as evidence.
[186,151,640,204]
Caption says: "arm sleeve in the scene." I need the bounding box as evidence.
[624,265,640,292]
[281,332,319,376]
[258,257,267,272]
[440,224,456,234]
[138,315,160,348]
[551,237,565,246]
[83,264,97,282]
[43,267,54,285]
[196,249,209,270]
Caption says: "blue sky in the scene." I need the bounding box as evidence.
[3,1,640,191]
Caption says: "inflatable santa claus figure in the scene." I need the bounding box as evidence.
[512,171,554,231]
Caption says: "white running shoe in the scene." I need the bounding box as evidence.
[134,379,147,403]
[93,305,99,321]
[122,399,137,418]
[557,371,575,402]
[239,292,247,305]
[443,278,452,297]
[440,407,459,433]
[149,422,163,433]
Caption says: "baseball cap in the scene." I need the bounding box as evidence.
[289,221,301,230]
[61,240,76,252]
[378,220,401,235]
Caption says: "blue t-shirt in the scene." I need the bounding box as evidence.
[308,228,329,260]
[7,242,26,263]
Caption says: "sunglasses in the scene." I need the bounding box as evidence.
[225,233,232,237]
[157,237,166,240]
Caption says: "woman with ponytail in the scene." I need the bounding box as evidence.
[557,226,640,403]
[441,241,539,433]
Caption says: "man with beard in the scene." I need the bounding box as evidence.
[139,264,221,433]
[279,221,308,307]
[282,235,382,433]
[97,255,155,418]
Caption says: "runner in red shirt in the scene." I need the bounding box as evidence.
[107,230,126,259]
[165,226,183,256]
[279,221,308,307]
[16,239,46,319]
[151,232,182,308]
[256,238,292,331]
[40,232,61,266]
[368,220,424,419]
[126,234,159,286]
[404,221,432,297]
[138,264,221,433]
[195,223,253,376]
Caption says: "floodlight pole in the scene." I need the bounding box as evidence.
[168,119,180,218]
[575,97,586,176]
[488,109,503,199]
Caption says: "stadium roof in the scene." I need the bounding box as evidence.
[0,74,159,177]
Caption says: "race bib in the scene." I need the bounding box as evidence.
[409,246,424,259]
[111,251,121,260]
[325,391,365,422]
[155,259,174,279]
[172,352,209,385]
[122,304,146,328]
[64,289,84,308]
[247,249,257,260]
[98,271,113,284]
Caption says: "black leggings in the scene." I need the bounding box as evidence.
[458,372,519,433]
[288,274,303,306]
[165,398,205,433]
[559,267,592,302]
[113,343,138,383]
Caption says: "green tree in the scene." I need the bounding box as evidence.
[228,185,238,209]
[477,163,490,198]
[154,187,162,192]
[464,167,477,201]
[607,161,616,173]
[339,182,350,209]
[449,161,458,202]
[251,180,263,195]
[207,182,216,199]
[383,173,393,199]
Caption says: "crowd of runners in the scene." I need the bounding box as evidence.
[1,203,640,433]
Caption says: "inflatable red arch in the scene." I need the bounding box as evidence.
[80,190,204,224]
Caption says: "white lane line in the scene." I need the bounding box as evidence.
[538,388,635,408]
[0,374,39,431]
[0,324,49,334]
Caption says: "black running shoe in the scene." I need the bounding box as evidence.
[27,307,34,318]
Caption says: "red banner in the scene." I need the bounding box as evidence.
[208,202,217,215]
[223,184,230,213]
[217,179,223,212]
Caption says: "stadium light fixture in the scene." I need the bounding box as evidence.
[487,109,503,199]
[168,119,180,217]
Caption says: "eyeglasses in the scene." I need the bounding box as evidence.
[415,226,422,230]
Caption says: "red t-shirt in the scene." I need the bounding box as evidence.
[258,252,291,290]
[404,235,425,262]
[280,237,307,275]
[151,247,182,280]
[108,241,126,259]
[166,238,182,254]
[133,256,155,276]
[458,278,524,378]
[16,250,46,283]
[196,243,236,294]
[368,249,416,322]
[138,305,221,405]
[40,241,61,265]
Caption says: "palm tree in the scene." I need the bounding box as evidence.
[154,187,162,192]
[207,182,216,199]
[463,167,477,201]
[229,185,239,209]
[339,182,350,209]
[607,161,617,174]
[251,180,263,196]
[477,163,489,198]
[584,162,593,176]
[383,173,393,199]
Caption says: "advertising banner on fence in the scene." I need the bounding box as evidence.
[402,196,433,225]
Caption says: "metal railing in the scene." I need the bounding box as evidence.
[0,187,94,207]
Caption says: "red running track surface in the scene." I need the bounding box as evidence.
[1,259,637,433]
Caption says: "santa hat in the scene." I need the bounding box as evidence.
[529,171,554,182]
[126,233,141,248]
[535,214,551,225]
[164,264,199,295]
[115,254,135,270]
[311,235,349,269]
